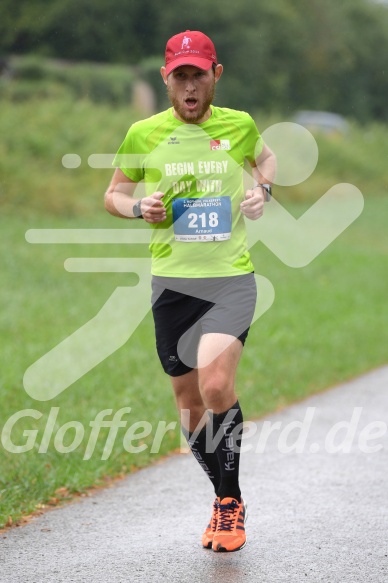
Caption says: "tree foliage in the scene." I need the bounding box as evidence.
[1,0,388,120]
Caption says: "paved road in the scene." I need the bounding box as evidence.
[1,367,387,583]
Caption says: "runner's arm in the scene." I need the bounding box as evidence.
[104,168,166,223]
[252,143,276,187]
[241,144,276,220]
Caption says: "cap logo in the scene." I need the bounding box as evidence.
[181,36,191,50]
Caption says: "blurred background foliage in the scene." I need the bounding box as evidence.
[1,0,388,216]
[1,0,388,120]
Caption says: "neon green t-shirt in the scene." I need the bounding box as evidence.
[113,105,263,277]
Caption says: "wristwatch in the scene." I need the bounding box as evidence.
[132,200,144,218]
[254,183,272,202]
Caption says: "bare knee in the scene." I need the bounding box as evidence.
[170,371,207,431]
[199,371,236,413]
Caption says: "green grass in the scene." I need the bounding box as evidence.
[1,92,388,527]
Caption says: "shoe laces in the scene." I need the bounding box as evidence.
[217,499,239,532]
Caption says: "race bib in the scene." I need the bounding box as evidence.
[172,197,232,242]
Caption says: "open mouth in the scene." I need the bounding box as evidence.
[185,98,198,110]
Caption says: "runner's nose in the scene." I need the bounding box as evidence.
[185,79,196,92]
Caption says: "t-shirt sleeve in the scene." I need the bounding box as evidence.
[244,114,264,164]
[112,125,145,183]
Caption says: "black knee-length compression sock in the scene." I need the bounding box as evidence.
[182,424,221,496]
[211,400,243,502]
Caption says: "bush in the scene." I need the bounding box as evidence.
[6,56,135,105]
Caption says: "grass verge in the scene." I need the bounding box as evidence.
[1,195,387,527]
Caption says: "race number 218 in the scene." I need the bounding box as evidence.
[188,212,219,229]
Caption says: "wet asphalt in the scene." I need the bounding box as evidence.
[1,367,387,583]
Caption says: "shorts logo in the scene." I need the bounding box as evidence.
[210,139,231,151]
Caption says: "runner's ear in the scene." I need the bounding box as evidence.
[214,64,223,83]
[160,67,168,85]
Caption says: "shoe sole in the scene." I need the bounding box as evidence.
[213,538,247,552]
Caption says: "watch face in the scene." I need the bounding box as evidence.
[133,201,143,217]
[261,184,271,201]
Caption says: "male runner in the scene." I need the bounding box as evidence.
[105,30,276,552]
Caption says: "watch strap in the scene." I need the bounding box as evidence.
[132,200,144,218]
[254,183,272,202]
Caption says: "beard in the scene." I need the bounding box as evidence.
[167,82,216,124]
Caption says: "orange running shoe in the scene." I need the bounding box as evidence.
[202,498,220,549]
[212,497,247,552]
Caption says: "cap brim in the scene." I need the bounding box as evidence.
[165,57,214,75]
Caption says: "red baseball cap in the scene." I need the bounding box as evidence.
[165,30,217,75]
